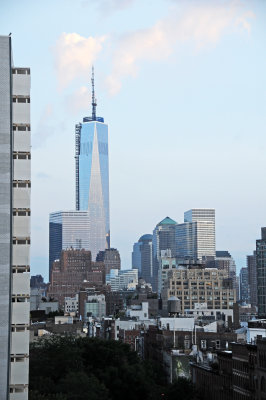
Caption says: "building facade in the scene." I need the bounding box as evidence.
[256,228,266,318]
[152,217,177,291]
[163,267,235,315]
[49,210,90,279]
[48,249,93,307]
[132,234,153,284]
[247,252,257,307]
[0,35,31,400]
[96,248,121,275]
[176,209,216,261]
[75,69,110,258]
[239,267,250,304]
[107,269,138,291]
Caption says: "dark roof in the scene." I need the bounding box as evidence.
[139,234,153,242]
[216,251,231,258]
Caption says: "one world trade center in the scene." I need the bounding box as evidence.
[75,67,110,258]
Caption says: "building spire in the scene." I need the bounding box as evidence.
[91,65,97,120]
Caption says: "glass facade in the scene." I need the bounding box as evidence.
[76,119,110,259]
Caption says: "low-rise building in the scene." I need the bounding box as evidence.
[162,267,236,315]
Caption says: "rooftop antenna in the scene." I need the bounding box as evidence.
[91,65,97,120]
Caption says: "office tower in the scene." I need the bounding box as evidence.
[239,267,250,304]
[256,228,266,318]
[49,210,90,280]
[0,35,31,400]
[132,234,153,284]
[75,67,110,257]
[247,252,257,307]
[176,208,215,261]
[152,217,177,291]
[96,248,121,274]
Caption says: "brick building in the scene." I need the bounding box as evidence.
[48,249,105,307]
[191,338,266,399]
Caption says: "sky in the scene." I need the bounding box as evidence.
[1,0,266,280]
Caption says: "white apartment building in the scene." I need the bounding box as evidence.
[107,269,138,291]
[0,35,31,400]
[65,294,79,313]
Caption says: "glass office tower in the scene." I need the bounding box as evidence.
[75,68,110,259]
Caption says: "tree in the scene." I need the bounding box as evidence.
[29,336,196,400]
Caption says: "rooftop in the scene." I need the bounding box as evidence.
[157,216,177,226]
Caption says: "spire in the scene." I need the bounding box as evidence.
[91,65,97,121]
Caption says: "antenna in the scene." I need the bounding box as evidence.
[91,66,97,120]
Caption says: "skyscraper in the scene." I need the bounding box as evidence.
[256,228,266,318]
[75,67,110,257]
[247,252,257,307]
[239,267,250,304]
[132,234,153,284]
[0,35,31,400]
[152,217,177,291]
[176,208,215,261]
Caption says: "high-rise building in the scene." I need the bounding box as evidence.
[96,248,121,275]
[239,267,250,304]
[0,35,31,400]
[152,217,177,291]
[256,228,266,318]
[132,234,153,285]
[49,210,90,280]
[176,209,215,261]
[75,67,110,257]
[247,252,257,307]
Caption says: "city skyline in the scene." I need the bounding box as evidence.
[1,0,266,279]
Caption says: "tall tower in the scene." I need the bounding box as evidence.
[256,227,266,318]
[75,67,110,259]
[152,217,177,291]
[0,35,31,400]
[176,208,215,261]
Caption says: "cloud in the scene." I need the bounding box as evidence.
[64,86,90,115]
[54,33,106,90]
[32,104,55,149]
[80,0,135,15]
[95,0,135,15]
[106,1,255,95]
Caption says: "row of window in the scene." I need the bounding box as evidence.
[13,180,31,188]
[13,124,31,131]
[11,325,29,332]
[13,238,31,245]
[12,97,30,103]
[12,266,30,273]
[12,296,30,303]
[13,152,31,160]
[13,209,31,216]
[12,68,30,75]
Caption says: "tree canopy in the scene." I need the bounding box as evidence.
[29,336,197,400]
